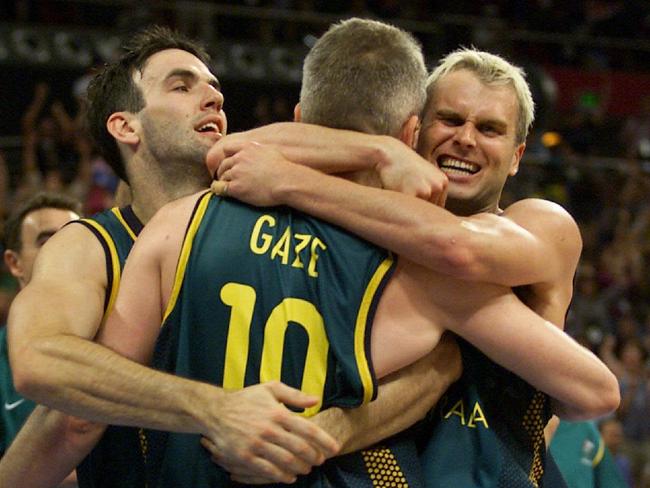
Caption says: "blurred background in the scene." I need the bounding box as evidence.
[1,1,650,486]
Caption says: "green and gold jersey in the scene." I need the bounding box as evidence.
[144,192,396,487]
[73,205,145,488]
[418,339,552,488]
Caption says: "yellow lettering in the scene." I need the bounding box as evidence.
[250,215,276,254]
[292,234,312,269]
[221,283,257,390]
[307,237,327,278]
[443,399,466,425]
[260,298,328,416]
[271,226,292,264]
[468,402,489,429]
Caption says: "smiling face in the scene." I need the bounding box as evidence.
[417,69,525,215]
[134,48,227,185]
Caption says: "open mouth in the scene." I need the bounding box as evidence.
[438,157,480,176]
[196,122,221,135]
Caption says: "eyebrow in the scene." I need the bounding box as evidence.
[165,68,221,91]
[436,109,508,132]
[35,230,58,244]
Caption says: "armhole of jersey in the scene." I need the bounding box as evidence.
[162,191,213,324]
[355,253,397,404]
[74,220,121,321]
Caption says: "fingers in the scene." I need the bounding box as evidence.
[267,381,319,408]
[211,180,228,197]
[201,436,297,483]
[435,185,448,208]
[277,412,340,460]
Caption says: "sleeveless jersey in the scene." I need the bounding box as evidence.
[73,206,145,488]
[143,192,404,487]
[418,338,552,488]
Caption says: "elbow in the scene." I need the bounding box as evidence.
[597,372,622,415]
[588,369,621,418]
[431,238,481,281]
[12,343,52,402]
[557,371,621,420]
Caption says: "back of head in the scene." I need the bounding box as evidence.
[85,25,210,183]
[426,48,535,144]
[300,18,427,137]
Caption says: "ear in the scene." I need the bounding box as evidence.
[4,250,23,282]
[509,142,526,176]
[399,114,420,148]
[106,112,140,146]
[293,103,301,123]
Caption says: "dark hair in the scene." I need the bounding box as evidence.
[85,25,210,183]
[3,192,82,252]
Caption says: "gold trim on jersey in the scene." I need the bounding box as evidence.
[355,255,394,404]
[162,192,213,323]
[592,436,606,467]
[111,207,138,241]
[80,218,122,321]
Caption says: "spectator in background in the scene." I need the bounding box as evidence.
[620,95,650,160]
[600,335,650,484]
[15,83,92,207]
[566,261,615,347]
[550,419,629,488]
[600,417,635,487]
[0,192,81,487]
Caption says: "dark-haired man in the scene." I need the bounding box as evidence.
[0,26,338,487]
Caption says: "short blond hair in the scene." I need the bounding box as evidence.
[427,48,535,144]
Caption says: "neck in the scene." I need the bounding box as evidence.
[128,169,207,225]
[446,198,501,217]
[125,152,211,224]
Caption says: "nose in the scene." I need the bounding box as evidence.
[453,122,476,148]
[201,83,224,112]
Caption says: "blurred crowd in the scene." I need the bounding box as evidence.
[1,1,650,486]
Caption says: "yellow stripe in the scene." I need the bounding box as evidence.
[162,192,213,323]
[81,219,121,321]
[592,437,606,467]
[355,255,394,404]
[111,207,137,241]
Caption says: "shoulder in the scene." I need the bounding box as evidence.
[502,198,581,251]
[32,222,108,282]
[131,191,208,261]
[147,191,208,230]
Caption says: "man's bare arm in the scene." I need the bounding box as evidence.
[0,405,104,487]
[203,327,461,484]
[9,218,338,484]
[393,265,620,420]
[210,141,577,289]
[311,333,460,454]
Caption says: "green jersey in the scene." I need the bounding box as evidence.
[550,420,629,488]
[144,192,399,487]
[73,206,145,488]
[0,326,35,454]
[418,339,552,488]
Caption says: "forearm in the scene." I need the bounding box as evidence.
[276,163,463,269]
[449,290,620,419]
[17,334,221,434]
[241,122,388,174]
[312,334,461,454]
[0,405,102,487]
